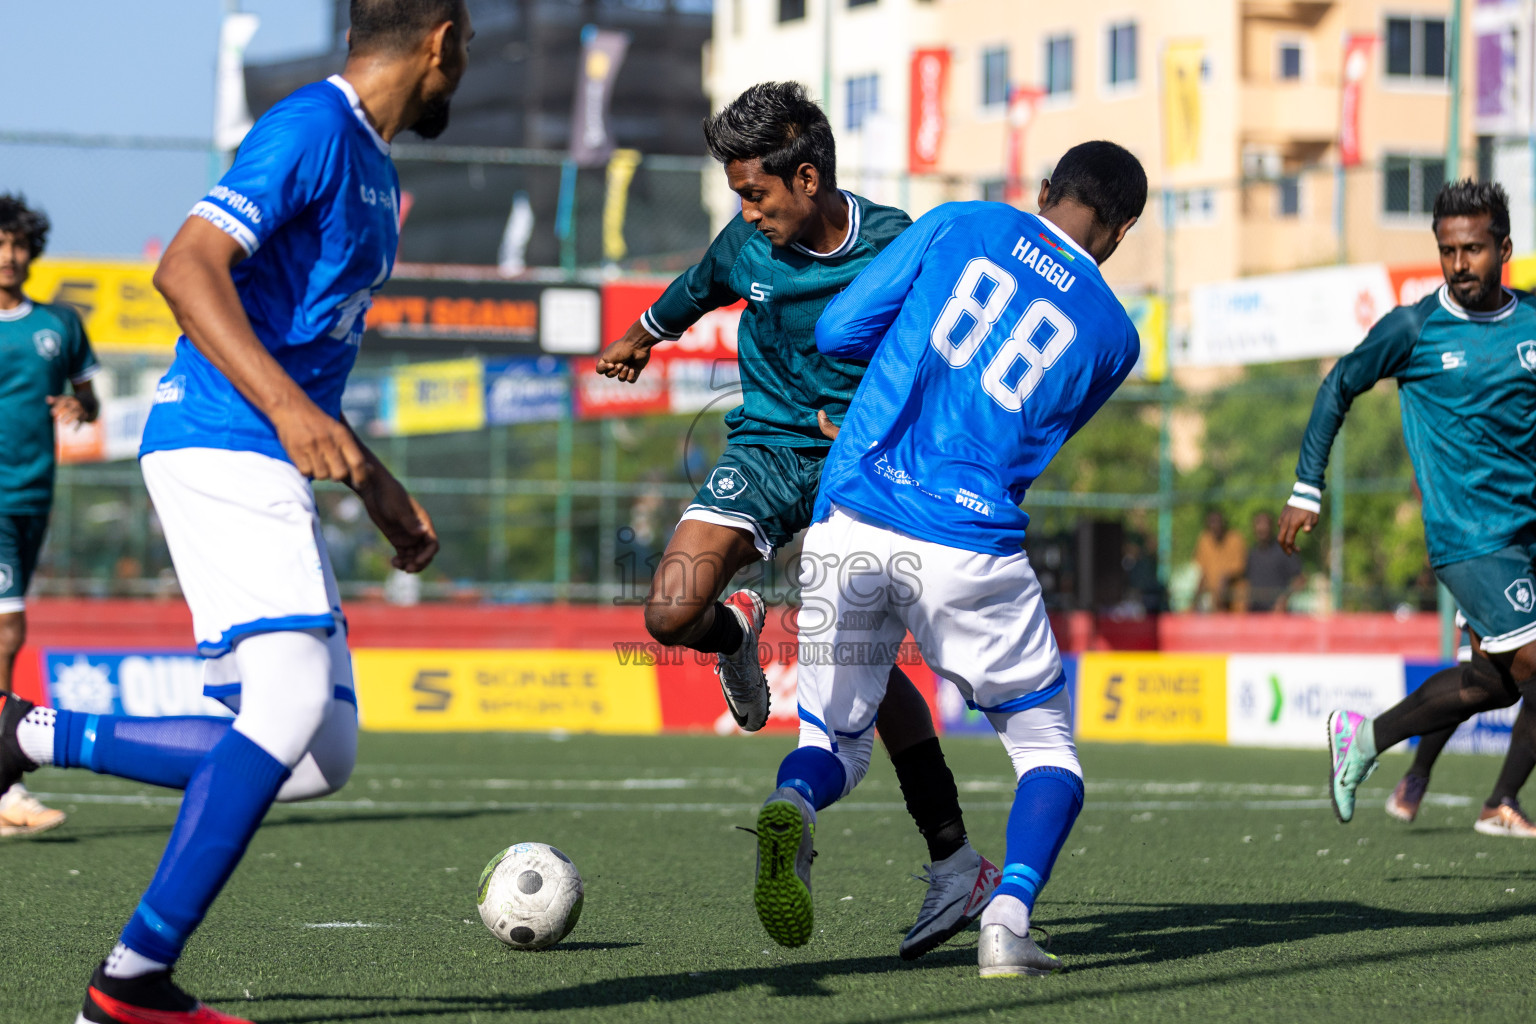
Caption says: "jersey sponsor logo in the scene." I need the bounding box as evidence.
[1506,578,1536,613]
[874,452,918,487]
[707,466,750,501]
[954,488,994,517]
[1518,340,1536,374]
[154,375,186,405]
[1441,350,1466,370]
[0,563,12,594]
[32,329,61,360]
[329,257,391,345]
[749,282,774,302]
[358,183,398,214]
[1009,236,1076,293]
[208,184,264,224]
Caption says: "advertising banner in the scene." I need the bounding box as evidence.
[1340,34,1376,167]
[599,281,742,362]
[485,356,568,424]
[387,357,486,435]
[364,280,601,356]
[1162,41,1205,169]
[26,259,179,353]
[1186,263,1396,366]
[908,48,950,174]
[667,357,741,414]
[1387,263,1444,307]
[571,356,670,419]
[1227,654,1404,749]
[43,650,232,718]
[350,649,661,734]
[570,28,630,167]
[1076,653,1228,744]
[1473,2,1529,136]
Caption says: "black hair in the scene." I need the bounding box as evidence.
[0,193,49,258]
[702,82,837,191]
[1433,179,1511,244]
[1043,140,1148,228]
[348,0,464,55]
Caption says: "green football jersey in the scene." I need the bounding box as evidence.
[643,191,912,447]
[1296,285,1536,566]
[0,299,99,513]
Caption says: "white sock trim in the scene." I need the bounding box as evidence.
[105,942,169,979]
[980,893,1031,937]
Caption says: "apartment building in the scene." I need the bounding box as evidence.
[705,1,1477,303]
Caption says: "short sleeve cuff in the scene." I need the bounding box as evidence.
[70,362,103,386]
[1286,481,1322,514]
[640,308,683,342]
[190,200,260,256]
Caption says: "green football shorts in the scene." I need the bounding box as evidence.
[681,444,829,559]
[0,512,49,613]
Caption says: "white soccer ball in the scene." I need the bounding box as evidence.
[476,842,584,950]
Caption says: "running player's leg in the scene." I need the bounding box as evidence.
[1388,623,1470,822]
[0,511,66,836]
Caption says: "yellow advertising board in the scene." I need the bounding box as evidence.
[351,648,662,734]
[389,357,486,435]
[1076,653,1227,744]
[26,259,179,353]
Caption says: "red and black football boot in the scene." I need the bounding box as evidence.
[76,962,254,1024]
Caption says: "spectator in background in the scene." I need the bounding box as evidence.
[1193,509,1246,611]
[1245,510,1301,612]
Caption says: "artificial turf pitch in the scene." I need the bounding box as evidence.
[5,734,1534,1023]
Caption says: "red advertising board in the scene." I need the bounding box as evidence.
[909,48,951,174]
[570,355,672,418]
[1340,34,1376,168]
[600,280,742,362]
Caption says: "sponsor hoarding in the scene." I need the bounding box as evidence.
[908,48,950,174]
[363,279,600,356]
[43,650,232,718]
[1227,654,1404,749]
[1186,264,1396,367]
[350,649,662,734]
[571,356,671,419]
[26,259,179,353]
[387,357,486,435]
[1076,653,1227,744]
[484,356,568,424]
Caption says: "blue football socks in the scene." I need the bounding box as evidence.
[53,709,233,790]
[995,765,1085,911]
[776,746,847,811]
[118,729,290,964]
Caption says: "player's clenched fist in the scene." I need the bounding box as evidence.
[595,320,658,382]
[274,402,370,487]
[359,471,439,573]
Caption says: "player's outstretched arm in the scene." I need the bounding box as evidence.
[343,420,439,573]
[154,217,370,487]
[595,320,660,382]
[1277,505,1318,555]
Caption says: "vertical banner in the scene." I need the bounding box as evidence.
[908,48,950,174]
[1004,86,1043,204]
[1162,41,1204,168]
[1340,34,1376,167]
[1121,295,1167,382]
[214,12,261,152]
[603,149,643,262]
[570,27,631,167]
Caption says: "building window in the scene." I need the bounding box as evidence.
[1108,21,1138,86]
[1277,41,1302,80]
[1277,176,1301,217]
[982,47,1010,108]
[1045,34,1074,96]
[1385,16,1447,79]
[846,73,879,131]
[1383,154,1446,215]
[981,179,1007,203]
[1165,188,1217,225]
[778,0,806,23]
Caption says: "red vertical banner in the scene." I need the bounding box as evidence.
[1004,86,1044,204]
[1340,34,1376,168]
[908,48,951,174]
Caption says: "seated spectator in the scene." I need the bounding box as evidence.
[1193,509,1246,611]
[1245,510,1301,612]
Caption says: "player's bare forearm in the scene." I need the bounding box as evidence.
[155,217,367,484]
[1277,505,1318,555]
[594,320,657,383]
[47,381,97,427]
[75,379,99,422]
[346,425,439,573]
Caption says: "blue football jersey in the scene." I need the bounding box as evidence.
[813,203,1140,556]
[140,75,400,461]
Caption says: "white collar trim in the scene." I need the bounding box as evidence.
[1438,283,1516,322]
[1037,214,1099,266]
[327,75,391,156]
[792,190,861,259]
[0,299,34,321]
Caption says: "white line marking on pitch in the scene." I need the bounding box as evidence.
[303,922,382,929]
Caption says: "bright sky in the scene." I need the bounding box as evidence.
[0,0,332,256]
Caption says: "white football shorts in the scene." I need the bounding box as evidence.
[141,447,342,664]
[794,504,1076,777]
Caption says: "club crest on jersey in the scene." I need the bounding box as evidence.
[0,563,12,594]
[1506,577,1536,613]
[1518,340,1536,374]
[32,329,61,360]
[708,467,749,501]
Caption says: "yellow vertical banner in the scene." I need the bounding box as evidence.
[603,148,643,262]
[1163,41,1204,168]
[389,358,486,435]
[1121,295,1167,381]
